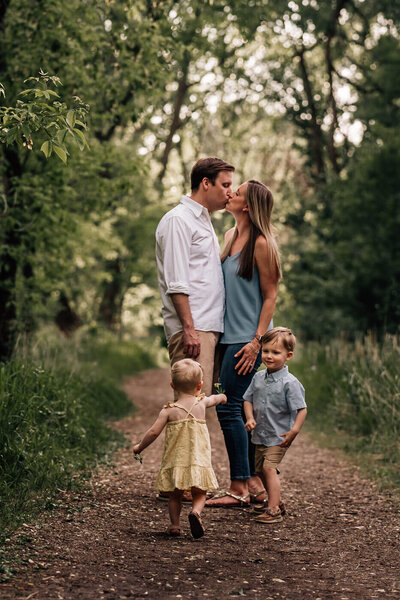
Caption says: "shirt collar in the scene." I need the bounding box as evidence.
[264,364,289,382]
[181,195,209,218]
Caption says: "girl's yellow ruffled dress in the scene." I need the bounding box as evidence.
[156,399,218,492]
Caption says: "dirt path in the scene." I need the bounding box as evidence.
[1,368,400,599]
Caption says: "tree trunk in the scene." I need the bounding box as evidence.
[0,147,23,361]
[0,251,17,361]
[98,257,124,331]
[157,52,191,184]
[297,47,325,178]
[325,37,340,174]
[324,0,350,174]
[0,0,10,30]
[55,291,82,337]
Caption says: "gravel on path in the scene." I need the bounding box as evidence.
[1,368,399,600]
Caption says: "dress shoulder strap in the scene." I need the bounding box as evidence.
[164,395,204,418]
[163,401,175,409]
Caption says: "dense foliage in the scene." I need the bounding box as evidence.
[0,334,156,536]
[291,334,400,487]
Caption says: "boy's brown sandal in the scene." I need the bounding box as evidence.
[253,500,286,515]
[253,507,283,524]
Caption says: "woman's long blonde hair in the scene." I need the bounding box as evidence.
[221,179,281,281]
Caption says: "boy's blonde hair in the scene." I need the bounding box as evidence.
[262,327,296,353]
[171,359,203,393]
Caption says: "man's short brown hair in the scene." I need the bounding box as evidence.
[191,157,235,191]
[262,327,296,353]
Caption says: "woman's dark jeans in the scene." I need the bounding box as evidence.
[216,343,262,481]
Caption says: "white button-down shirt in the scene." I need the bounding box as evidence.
[155,195,225,343]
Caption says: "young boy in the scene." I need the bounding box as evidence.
[243,327,307,524]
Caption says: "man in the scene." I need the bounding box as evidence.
[156,157,235,396]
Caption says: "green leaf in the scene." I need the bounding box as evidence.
[52,145,68,163]
[66,110,76,128]
[73,127,89,149]
[40,141,51,158]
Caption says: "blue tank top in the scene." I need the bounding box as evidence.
[220,252,264,344]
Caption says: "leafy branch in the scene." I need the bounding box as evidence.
[0,70,90,163]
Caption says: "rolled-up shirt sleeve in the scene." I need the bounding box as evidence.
[285,379,306,411]
[160,216,192,296]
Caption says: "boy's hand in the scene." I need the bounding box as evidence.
[245,418,256,432]
[279,430,297,448]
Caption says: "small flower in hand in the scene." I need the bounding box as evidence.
[133,443,143,463]
[214,382,225,394]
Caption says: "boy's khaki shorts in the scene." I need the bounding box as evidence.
[255,444,287,472]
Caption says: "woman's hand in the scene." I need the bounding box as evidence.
[234,341,260,375]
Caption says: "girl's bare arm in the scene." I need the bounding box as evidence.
[202,393,227,408]
[133,409,169,453]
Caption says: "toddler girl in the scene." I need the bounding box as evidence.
[133,358,226,538]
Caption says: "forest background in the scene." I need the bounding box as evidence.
[1,0,400,541]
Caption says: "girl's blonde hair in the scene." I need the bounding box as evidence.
[221,179,281,282]
[171,359,203,393]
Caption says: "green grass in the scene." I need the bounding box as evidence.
[290,334,400,491]
[0,331,156,549]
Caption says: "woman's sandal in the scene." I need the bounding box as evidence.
[167,526,181,536]
[205,490,250,508]
[249,489,267,503]
[253,499,286,515]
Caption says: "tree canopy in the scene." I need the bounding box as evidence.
[1,0,399,359]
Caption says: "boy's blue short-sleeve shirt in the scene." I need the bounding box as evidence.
[243,365,306,447]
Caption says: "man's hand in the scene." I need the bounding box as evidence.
[245,418,257,432]
[183,327,201,358]
[170,294,200,358]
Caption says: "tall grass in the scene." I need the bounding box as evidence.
[0,331,156,540]
[291,334,400,488]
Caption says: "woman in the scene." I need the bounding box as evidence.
[206,179,281,507]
